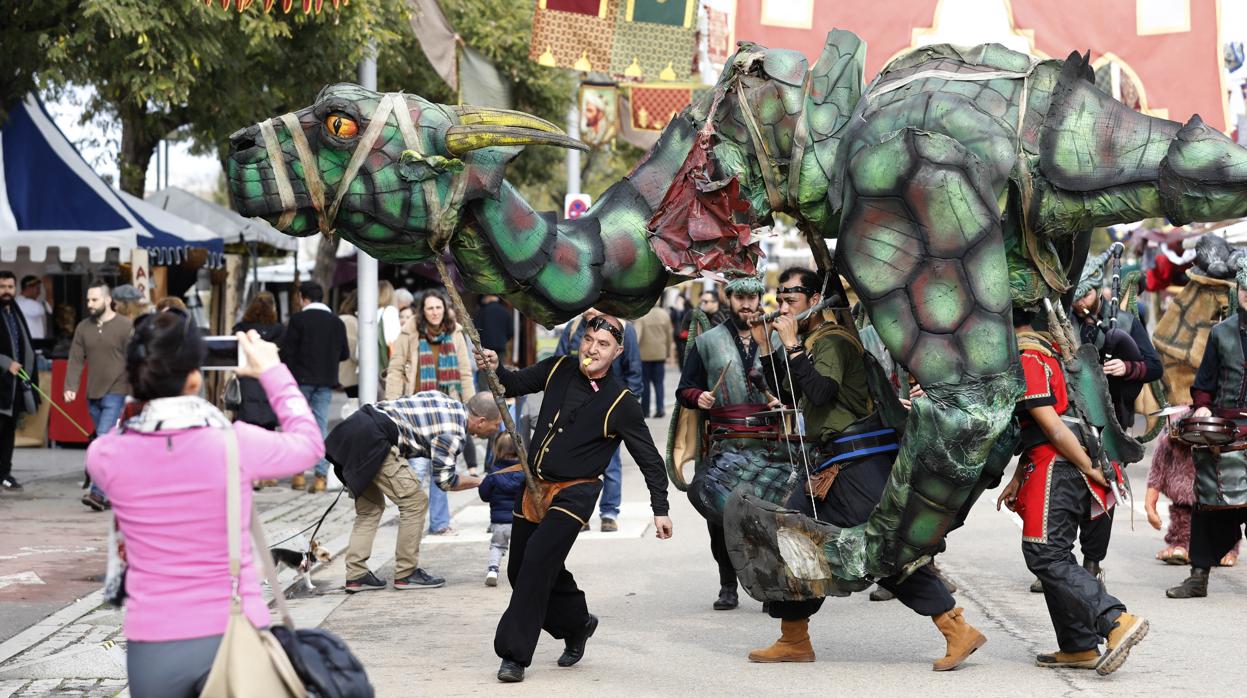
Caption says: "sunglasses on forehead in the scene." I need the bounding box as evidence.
[585,315,624,344]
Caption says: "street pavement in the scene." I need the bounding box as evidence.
[1,381,1246,696]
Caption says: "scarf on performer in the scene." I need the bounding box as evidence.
[417,330,460,394]
[125,395,232,433]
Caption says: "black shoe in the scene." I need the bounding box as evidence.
[497,659,525,682]
[1,476,21,491]
[344,571,387,593]
[81,492,109,511]
[394,568,446,589]
[654,411,665,419]
[713,586,738,610]
[1029,577,1044,593]
[1166,567,1209,598]
[557,614,598,667]
[869,585,895,601]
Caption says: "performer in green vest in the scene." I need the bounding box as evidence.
[1168,260,1247,598]
[742,267,986,670]
[676,275,790,611]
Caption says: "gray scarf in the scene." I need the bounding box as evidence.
[125,395,232,433]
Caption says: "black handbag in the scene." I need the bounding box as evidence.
[253,504,374,698]
[223,375,242,411]
[270,626,374,698]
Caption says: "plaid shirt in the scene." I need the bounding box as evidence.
[373,391,467,490]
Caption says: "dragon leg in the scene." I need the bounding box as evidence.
[727,128,1021,597]
[840,128,1022,579]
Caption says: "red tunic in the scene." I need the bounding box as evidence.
[1014,347,1114,544]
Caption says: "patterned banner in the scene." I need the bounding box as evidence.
[626,84,706,131]
[530,0,698,81]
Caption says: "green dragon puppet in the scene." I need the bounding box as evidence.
[227,31,1247,594]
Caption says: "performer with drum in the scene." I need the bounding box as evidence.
[1167,262,1247,599]
[744,268,987,670]
[675,274,782,611]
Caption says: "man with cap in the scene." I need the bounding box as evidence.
[676,273,775,612]
[1028,251,1161,592]
[1167,258,1247,598]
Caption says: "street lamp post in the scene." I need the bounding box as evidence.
[356,47,379,405]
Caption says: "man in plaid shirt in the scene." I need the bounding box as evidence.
[327,391,502,591]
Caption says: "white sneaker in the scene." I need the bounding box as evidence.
[485,567,499,587]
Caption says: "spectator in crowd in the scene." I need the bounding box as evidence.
[280,281,349,493]
[387,289,476,532]
[111,284,152,322]
[555,308,642,532]
[49,304,78,360]
[634,304,673,418]
[66,282,134,511]
[325,391,499,593]
[474,294,513,370]
[479,432,524,587]
[668,293,689,365]
[16,275,48,343]
[155,297,187,314]
[377,280,402,350]
[678,290,730,352]
[338,291,360,400]
[394,287,414,313]
[87,314,323,698]
[1,271,39,491]
[232,292,286,432]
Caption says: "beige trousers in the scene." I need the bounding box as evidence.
[345,448,429,580]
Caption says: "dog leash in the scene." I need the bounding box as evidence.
[17,368,92,437]
[267,485,345,550]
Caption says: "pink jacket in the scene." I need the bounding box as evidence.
[86,365,323,642]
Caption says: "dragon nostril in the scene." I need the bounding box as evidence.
[229,127,258,154]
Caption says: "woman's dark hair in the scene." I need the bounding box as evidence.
[242,291,278,325]
[127,312,206,400]
[417,289,456,338]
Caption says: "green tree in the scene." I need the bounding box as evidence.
[37,0,410,196]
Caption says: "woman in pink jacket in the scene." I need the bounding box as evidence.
[86,311,324,697]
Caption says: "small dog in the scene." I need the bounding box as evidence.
[268,533,332,592]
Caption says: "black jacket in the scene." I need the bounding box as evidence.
[473,300,513,354]
[324,404,400,497]
[233,320,286,429]
[0,303,39,416]
[280,306,349,388]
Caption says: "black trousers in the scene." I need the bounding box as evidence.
[1023,463,1126,653]
[494,483,601,667]
[1079,506,1114,563]
[708,522,736,589]
[1190,507,1247,569]
[768,451,954,621]
[0,412,16,482]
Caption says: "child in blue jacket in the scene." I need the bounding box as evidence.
[479,433,525,586]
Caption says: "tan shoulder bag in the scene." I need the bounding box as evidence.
[200,430,306,698]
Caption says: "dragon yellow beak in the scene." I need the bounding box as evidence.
[445,106,588,155]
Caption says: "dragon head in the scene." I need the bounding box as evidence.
[226,83,585,261]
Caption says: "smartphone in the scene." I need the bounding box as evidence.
[202,336,243,370]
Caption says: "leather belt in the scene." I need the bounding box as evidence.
[711,416,777,428]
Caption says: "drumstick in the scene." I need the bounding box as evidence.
[710,360,733,400]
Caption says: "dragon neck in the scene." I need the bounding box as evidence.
[452,118,698,327]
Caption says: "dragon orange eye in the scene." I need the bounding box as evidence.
[325,114,358,138]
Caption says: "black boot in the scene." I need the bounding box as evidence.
[713,585,739,610]
[1082,558,1105,590]
[1166,567,1209,598]
[497,659,525,682]
[557,614,598,667]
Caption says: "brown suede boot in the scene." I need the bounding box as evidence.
[747,619,816,663]
[291,473,306,490]
[931,607,986,671]
[1095,612,1149,676]
[1035,649,1099,669]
